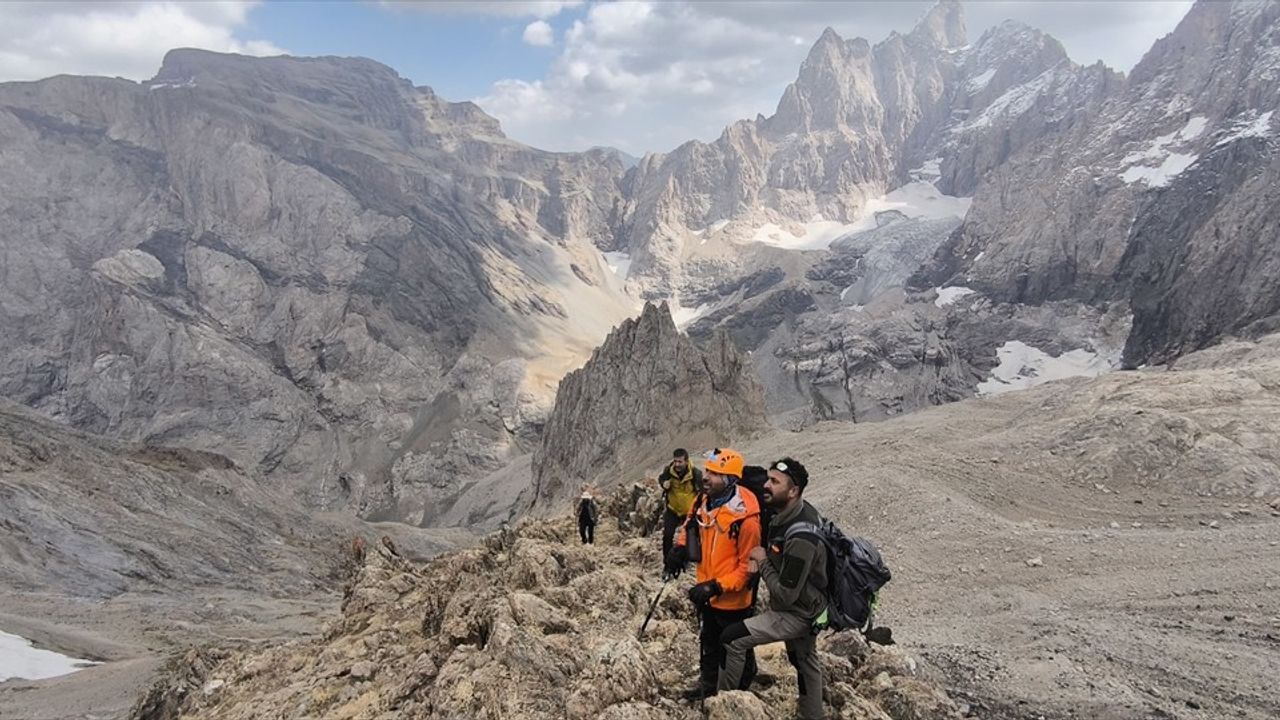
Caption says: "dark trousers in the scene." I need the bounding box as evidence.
[661,508,682,559]
[578,520,595,544]
[698,606,756,693]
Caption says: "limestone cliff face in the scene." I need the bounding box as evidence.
[530,303,766,509]
[0,49,636,523]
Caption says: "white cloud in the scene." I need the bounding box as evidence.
[474,1,1194,155]
[386,1,583,19]
[0,1,284,82]
[523,20,555,47]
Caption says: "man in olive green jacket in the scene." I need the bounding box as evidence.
[718,457,827,720]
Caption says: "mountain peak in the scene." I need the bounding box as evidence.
[909,0,967,49]
[802,26,849,69]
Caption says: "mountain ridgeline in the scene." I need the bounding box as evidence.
[0,0,1278,522]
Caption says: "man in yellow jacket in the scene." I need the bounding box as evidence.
[665,447,761,701]
[656,447,701,561]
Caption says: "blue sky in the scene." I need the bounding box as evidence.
[243,2,577,102]
[0,1,1195,155]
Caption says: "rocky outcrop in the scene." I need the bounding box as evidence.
[0,49,637,524]
[530,303,766,509]
[134,484,963,720]
[744,286,1129,428]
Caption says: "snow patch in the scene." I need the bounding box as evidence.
[1118,116,1208,187]
[708,219,730,234]
[976,341,1117,396]
[148,79,196,90]
[751,182,971,251]
[670,303,710,329]
[958,66,1062,130]
[1122,116,1208,165]
[1215,110,1274,147]
[0,631,99,682]
[909,158,943,183]
[752,219,855,251]
[973,251,985,262]
[966,68,996,93]
[1120,153,1198,187]
[934,286,976,307]
[602,251,631,280]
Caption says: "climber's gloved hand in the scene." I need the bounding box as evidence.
[664,545,687,578]
[687,579,721,607]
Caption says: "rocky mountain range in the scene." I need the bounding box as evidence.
[603,0,1280,427]
[914,0,1280,368]
[2,0,1278,525]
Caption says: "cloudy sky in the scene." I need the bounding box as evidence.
[0,1,1194,155]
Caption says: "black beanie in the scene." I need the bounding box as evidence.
[771,457,809,489]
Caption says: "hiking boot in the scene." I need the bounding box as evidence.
[750,671,778,689]
[679,684,716,702]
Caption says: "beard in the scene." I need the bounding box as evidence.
[763,491,788,510]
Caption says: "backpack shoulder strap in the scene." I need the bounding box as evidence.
[782,520,823,545]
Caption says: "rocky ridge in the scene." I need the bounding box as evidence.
[132,484,962,720]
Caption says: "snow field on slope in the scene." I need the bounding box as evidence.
[976,340,1118,396]
[0,631,98,682]
[751,181,971,251]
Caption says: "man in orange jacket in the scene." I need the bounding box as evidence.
[664,447,761,701]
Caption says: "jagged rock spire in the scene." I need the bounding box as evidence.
[530,302,766,509]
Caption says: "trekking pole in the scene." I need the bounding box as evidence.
[636,577,671,640]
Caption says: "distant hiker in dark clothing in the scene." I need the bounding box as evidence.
[656,447,701,564]
[577,486,599,545]
[665,447,760,701]
[720,457,827,720]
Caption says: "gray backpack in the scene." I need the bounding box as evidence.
[785,517,891,630]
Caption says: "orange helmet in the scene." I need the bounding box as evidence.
[703,447,744,479]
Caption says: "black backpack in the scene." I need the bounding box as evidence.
[738,465,772,541]
[784,516,891,631]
